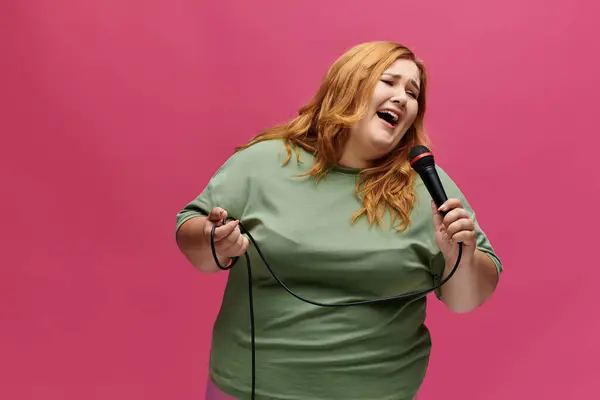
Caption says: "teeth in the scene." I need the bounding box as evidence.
[381,110,399,123]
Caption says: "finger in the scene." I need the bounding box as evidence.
[438,198,463,214]
[208,207,228,223]
[450,230,477,245]
[431,200,444,227]
[235,230,244,247]
[230,235,250,257]
[215,225,243,254]
[442,207,470,227]
[220,226,242,249]
[445,218,475,238]
[241,236,250,253]
[212,220,239,241]
[217,232,249,257]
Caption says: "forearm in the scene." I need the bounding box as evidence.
[176,216,229,273]
[439,248,499,313]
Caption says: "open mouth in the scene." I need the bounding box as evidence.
[376,110,400,127]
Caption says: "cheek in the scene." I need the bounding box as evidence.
[370,84,387,103]
[349,118,369,138]
[405,103,419,124]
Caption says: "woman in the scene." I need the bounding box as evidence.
[175,41,502,400]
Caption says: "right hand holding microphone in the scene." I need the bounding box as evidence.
[204,207,250,259]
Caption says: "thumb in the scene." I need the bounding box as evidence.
[431,200,444,227]
[208,207,227,223]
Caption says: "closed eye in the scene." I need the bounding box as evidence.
[381,79,418,98]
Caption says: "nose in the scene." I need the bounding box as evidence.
[390,91,408,107]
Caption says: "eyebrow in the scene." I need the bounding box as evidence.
[382,73,420,91]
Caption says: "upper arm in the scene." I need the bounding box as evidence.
[429,166,503,296]
[175,150,252,237]
[439,166,502,272]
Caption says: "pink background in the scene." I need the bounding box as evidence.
[2,0,599,399]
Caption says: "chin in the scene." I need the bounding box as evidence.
[369,131,403,153]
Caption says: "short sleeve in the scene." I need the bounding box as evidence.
[175,151,251,237]
[429,166,503,298]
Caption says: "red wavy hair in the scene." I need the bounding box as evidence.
[236,41,431,231]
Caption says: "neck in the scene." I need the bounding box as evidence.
[339,143,372,169]
[338,153,371,169]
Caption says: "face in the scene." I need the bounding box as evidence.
[341,58,421,168]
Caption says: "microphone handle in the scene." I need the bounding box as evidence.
[422,165,449,215]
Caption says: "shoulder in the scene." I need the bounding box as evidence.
[413,164,461,193]
[236,138,288,159]
[226,139,289,169]
[207,139,295,189]
[435,165,459,190]
[435,165,471,204]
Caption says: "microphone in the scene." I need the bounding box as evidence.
[409,145,448,215]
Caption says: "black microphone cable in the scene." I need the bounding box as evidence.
[209,219,463,400]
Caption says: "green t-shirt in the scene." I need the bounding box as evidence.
[175,139,502,400]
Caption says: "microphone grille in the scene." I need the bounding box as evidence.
[409,145,431,162]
